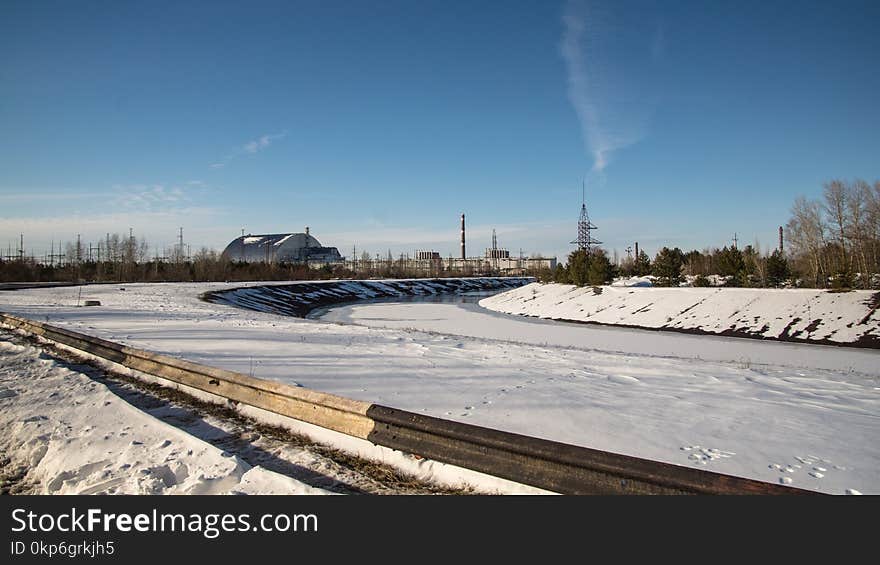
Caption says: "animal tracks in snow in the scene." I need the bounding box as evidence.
[767,455,861,493]
[680,445,736,465]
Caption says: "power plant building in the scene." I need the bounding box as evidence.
[404,225,556,275]
[222,228,342,264]
[223,217,556,275]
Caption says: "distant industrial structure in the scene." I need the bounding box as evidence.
[215,216,557,276]
[460,213,466,259]
[571,182,601,253]
[364,219,556,276]
[221,228,342,265]
[340,214,556,276]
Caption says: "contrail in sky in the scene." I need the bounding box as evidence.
[560,0,658,173]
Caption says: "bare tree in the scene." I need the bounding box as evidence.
[847,180,870,285]
[787,196,827,286]
[823,180,849,275]
[865,181,880,277]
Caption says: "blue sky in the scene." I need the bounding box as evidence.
[1,0,878,262]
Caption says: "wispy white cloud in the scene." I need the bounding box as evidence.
[209,131,287,169]
[560,0,657,172]
[243,131,286,154]
[110,180,214,214]
[112,184,184,210]
[0,191,111,202]
[0,207,230,255]
[0,177,230,256]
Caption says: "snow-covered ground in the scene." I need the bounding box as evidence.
[1,281,878,494]
[480,282,880,346]
[0,331,331,495]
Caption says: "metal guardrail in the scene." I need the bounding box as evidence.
[1,312,814,495]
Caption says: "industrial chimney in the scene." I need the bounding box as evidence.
[779,226,784,253]
[460,214,466,259]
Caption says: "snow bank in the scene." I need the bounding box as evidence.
[610,276,653,287]
[0,335,330,495]
[480,283,880,347]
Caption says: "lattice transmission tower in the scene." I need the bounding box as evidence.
[570,182,601,253]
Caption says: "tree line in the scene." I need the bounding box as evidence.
[537,244,791,289]
[541,178,879,289]
[0,234,546,283]
[3,179,877,288]
[786,179,880,289]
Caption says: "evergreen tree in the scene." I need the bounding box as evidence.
[563,249,614,287]
[765,250,789,287]
[566,250,589,286]
[715,246,745,278]
[652,247,684,287]
[552,264,570,284]
[741,245,760,286]
[586,249,614,286]
[633,250,652,276]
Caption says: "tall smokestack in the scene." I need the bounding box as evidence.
[635,241,639,260]
[460,213,466,259]
[778,226,784,253]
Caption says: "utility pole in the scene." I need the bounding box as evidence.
[177,227,184,265]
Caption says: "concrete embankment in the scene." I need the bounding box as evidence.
[202,277,533,318]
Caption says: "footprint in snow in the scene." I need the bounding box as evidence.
[608,375,640,385]
[771,456,835,481]
[680,445,735,465]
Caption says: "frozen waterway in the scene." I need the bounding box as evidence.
[2,282,878,494]
[318,298,880,374]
